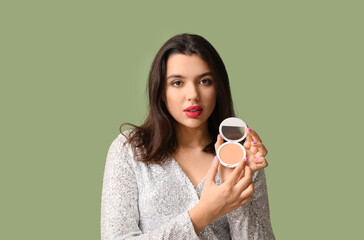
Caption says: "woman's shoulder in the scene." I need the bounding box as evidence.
[107,129,135,162]
[103,130,139,187]
[111,129,133,144]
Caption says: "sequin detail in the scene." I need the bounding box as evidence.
[101,132,275,239]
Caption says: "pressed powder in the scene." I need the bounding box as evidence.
[217,117,248,168]
[219,143,244,165]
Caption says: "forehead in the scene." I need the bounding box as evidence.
[166,54,211,77]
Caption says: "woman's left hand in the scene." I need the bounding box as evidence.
[215,126,269,183]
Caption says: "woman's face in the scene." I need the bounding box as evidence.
[164,54,216,131]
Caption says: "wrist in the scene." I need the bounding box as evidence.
[188,202,213,234]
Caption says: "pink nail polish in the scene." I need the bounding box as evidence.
[254,158,259,162]
[213,156,217,163]
[217,134,219,140]
[252,141,257,144]
[244,157,248,162]
[248,128,252,132]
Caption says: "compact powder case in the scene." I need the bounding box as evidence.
[217,117,247,168]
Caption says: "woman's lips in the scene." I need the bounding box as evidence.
[184,105,203,118]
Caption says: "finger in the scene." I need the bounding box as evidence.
[236,158,248,183]
[246,133,254,145]
[256,144,268,157]
[250,141,261,154]
[247,128,262,143]
[249,142,259,154]
[206,156,219,186]
[225,158,246,186]
[214,134,224,153]
[218,164,224,183]
[240,182,254,200]
[236,166,252,191]
[251,141,262,148]
[253,157,268,169]
[243,137,251,149]
[250,141,268,157]
[239,196,252,206]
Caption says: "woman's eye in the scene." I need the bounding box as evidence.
[200,78,212,85]
[172,81,182,87]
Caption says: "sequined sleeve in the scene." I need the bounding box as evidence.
[100,134,200,240]
[226,169,275,240]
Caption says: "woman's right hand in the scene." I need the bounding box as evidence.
[198,157,254,224]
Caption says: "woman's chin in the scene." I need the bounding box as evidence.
[176,119,208,130]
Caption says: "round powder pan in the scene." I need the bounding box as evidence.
[217,117,247,168]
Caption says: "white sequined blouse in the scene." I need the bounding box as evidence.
[101,132,275,239]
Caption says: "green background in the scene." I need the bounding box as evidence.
[1,0,363,239]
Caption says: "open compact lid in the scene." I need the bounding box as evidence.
[219,117,247,142]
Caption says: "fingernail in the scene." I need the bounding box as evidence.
[248,128,252,132]
[252,141,257,144]
[213,156,217,163]
[217,134,219,140]
[244,157,248,162]
[254,158,259,162]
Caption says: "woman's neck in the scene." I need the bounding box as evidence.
[175,123,212,150]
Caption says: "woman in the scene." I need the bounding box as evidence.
[101,33,275,239]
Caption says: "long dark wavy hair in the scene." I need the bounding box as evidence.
[120,33,235,164]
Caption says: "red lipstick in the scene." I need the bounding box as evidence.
[184,105,203,118]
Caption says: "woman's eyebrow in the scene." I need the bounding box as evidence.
[166,72,212,80]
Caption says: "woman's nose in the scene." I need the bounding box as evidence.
[185,83,200,101]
